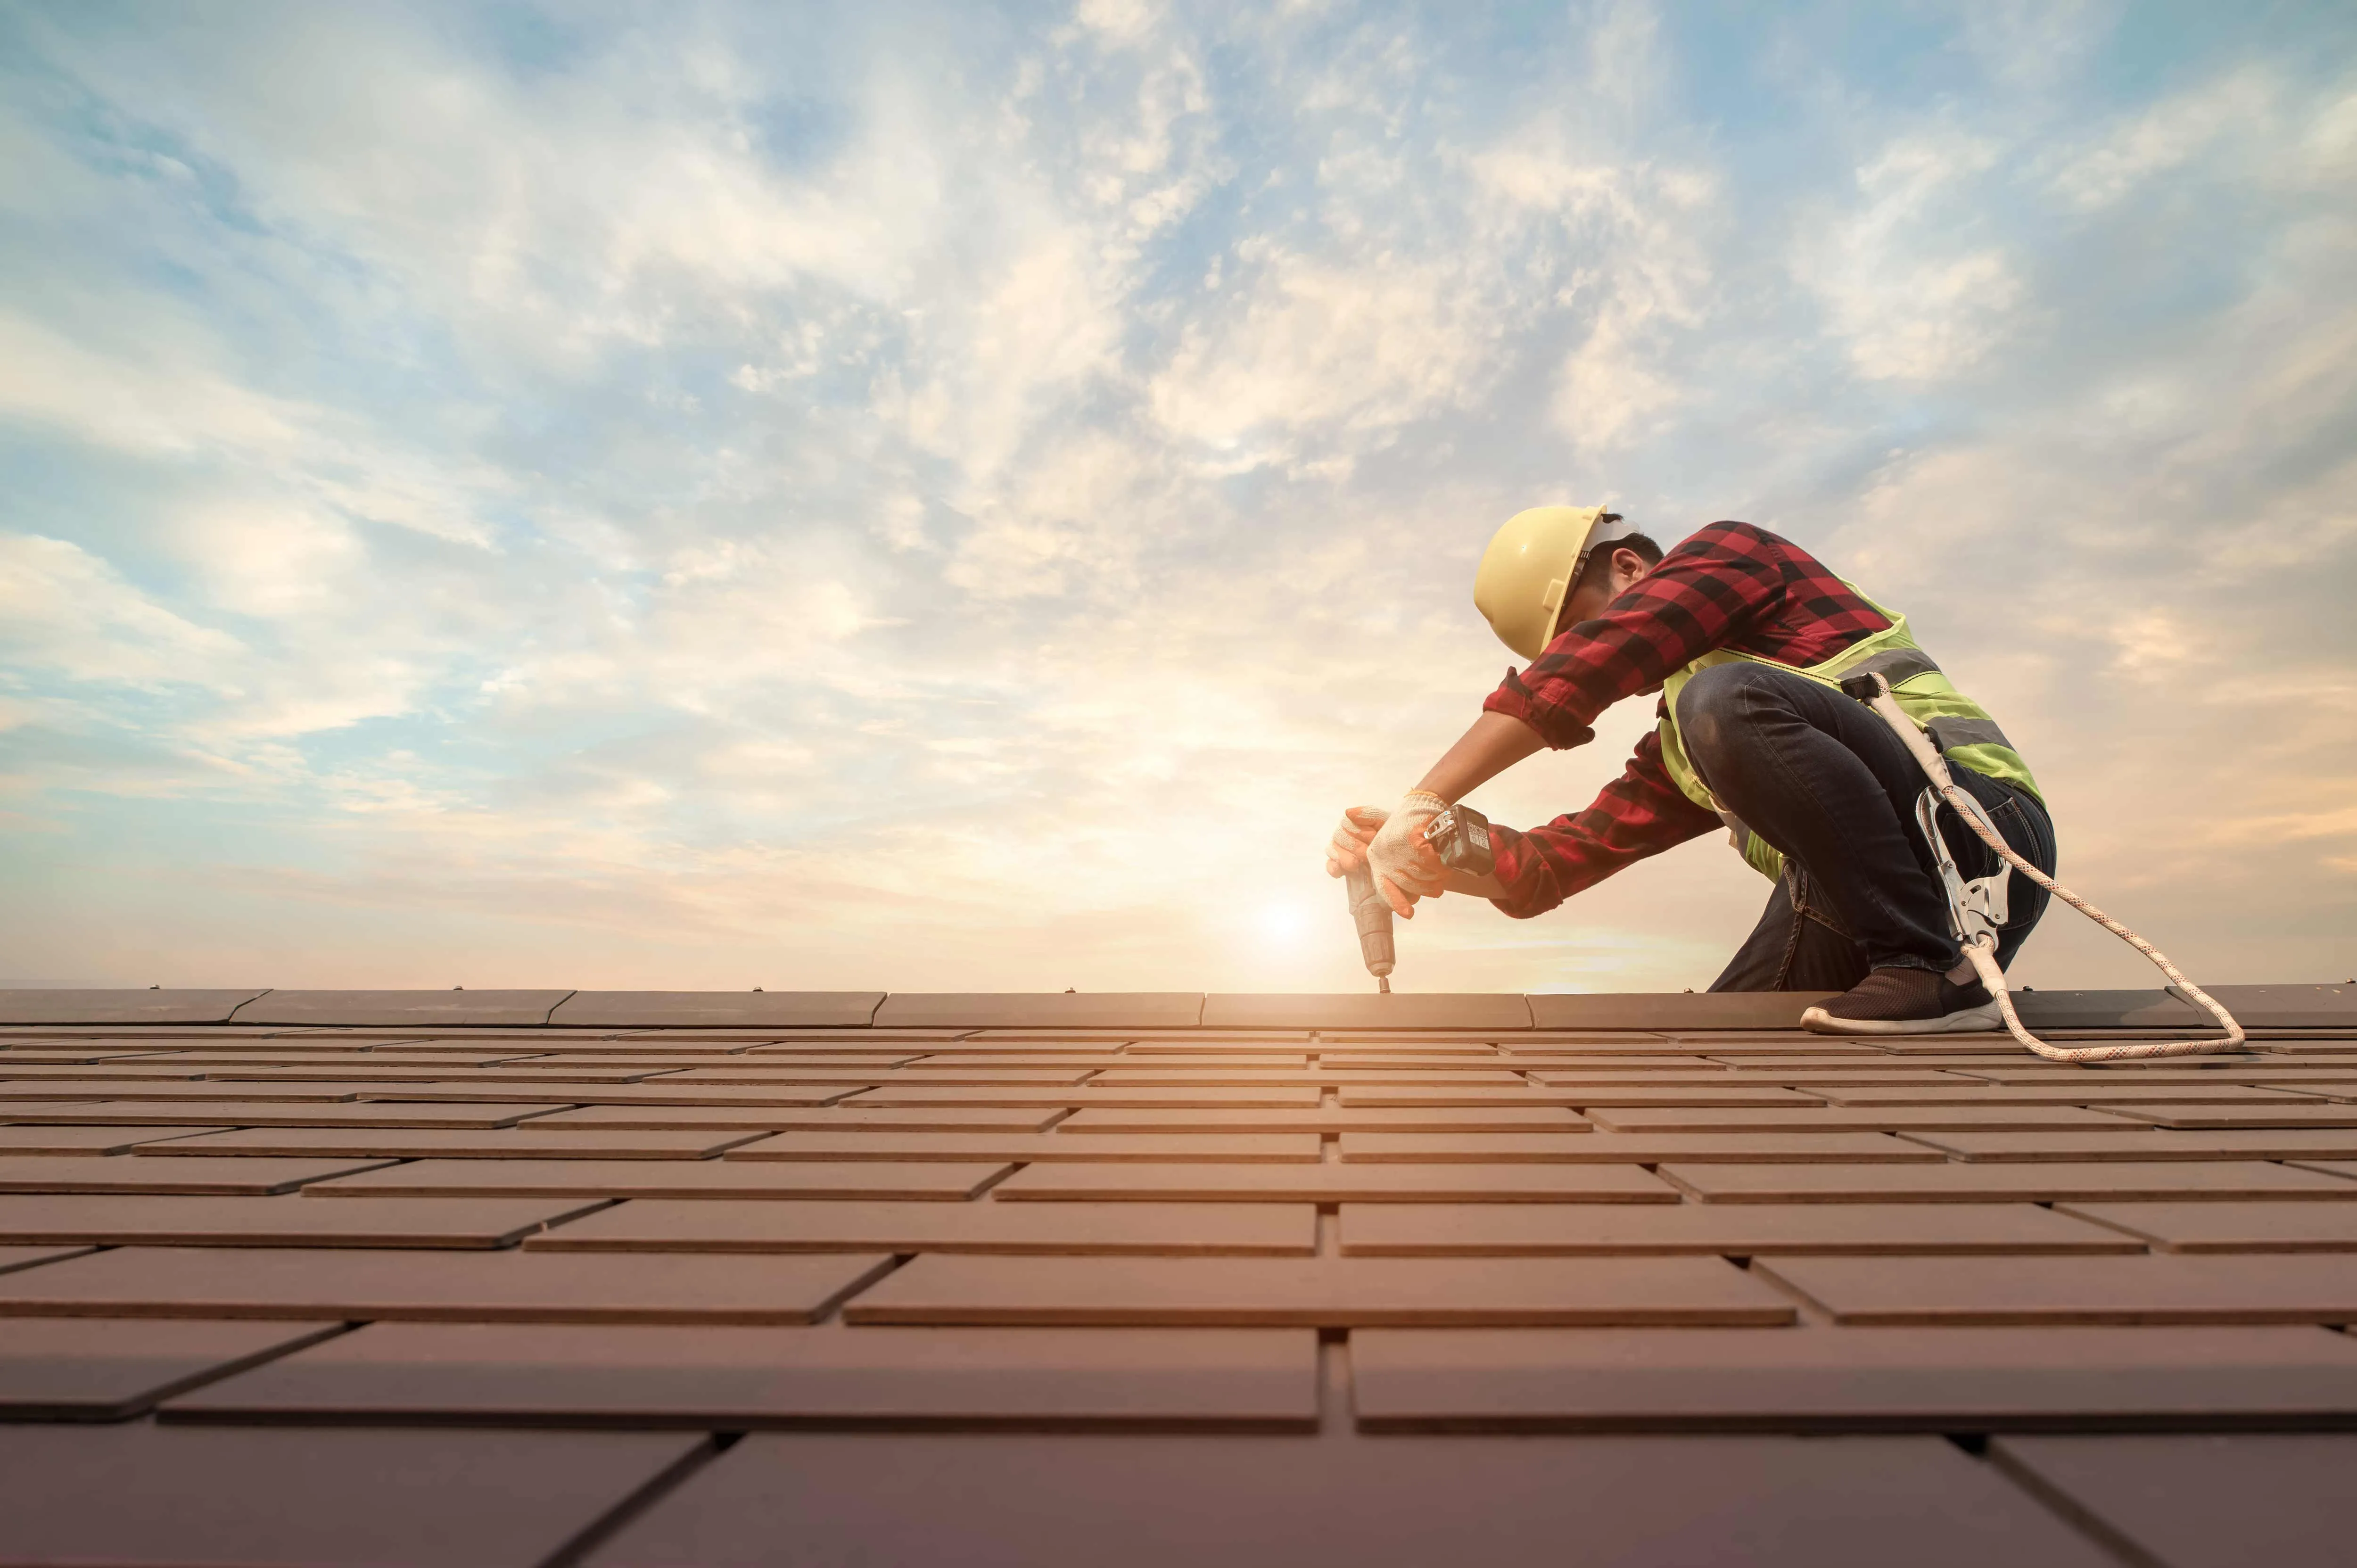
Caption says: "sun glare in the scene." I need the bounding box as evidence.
[1254,901,1310,946]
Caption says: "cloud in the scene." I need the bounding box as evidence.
[0,534,242,686]
[1797,132,2025,381]
[0,313,305,460]
[1149,244,1500,459]
[2048,67,2276,210]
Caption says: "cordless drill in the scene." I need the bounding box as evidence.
[1344,803,1496,992]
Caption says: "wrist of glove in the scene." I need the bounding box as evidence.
[1366,792,1448,916]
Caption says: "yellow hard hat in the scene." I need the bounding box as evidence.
[1473,505,1637,660]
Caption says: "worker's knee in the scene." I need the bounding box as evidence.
[1676,663,1782,769]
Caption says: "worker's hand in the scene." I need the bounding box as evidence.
[1326,806,1387,878]
[1366,796,1446,917]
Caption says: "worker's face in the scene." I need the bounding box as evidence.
[1556,545,1654,631]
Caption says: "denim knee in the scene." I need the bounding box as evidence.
[1675,662,1780,775]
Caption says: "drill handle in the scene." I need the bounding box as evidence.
[1345,860,1396,978]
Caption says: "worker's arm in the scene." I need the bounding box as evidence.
[1484,728,1722,917]
[1410,711,1548,804]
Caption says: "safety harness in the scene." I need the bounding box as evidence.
[1843,671,2246,1063]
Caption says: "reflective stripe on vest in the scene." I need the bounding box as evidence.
[1655,586,2041,883]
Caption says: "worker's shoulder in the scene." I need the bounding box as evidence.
[1671,518,1782,548]
[1663,519,1799,561]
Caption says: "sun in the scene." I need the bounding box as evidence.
[1253,901,1310,946]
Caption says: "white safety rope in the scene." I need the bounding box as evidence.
[1849,673,2245,1063]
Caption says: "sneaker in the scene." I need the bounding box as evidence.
[1800,966,2003,1036]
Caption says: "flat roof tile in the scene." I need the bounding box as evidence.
[0,1246,896,1323]
[1663,1160,2357,1205]
[520,1104,1063,1132]
[2104,1104,2357,1129]
[991,1162,1679,1204]
[1339,1201,2138,1257]
[585,1428,2108,1568]
[167,1321,1320,1428]
[1352,1325,2357,1432]
[525,1199,1316,1256]
[1336,1132,1938,1164]
[721,1132,1322,1164]
[302,1158,1011,1201]
[1755,1253,2357,1325]
[843,1254,1794,1328]
[1589,1105,2151,1133]
[1904,1130,2357,1162]
[0,1422,704,1566]
[0,1193,609,1249]
[0,1155,397,1195]
[0,1098,571,1128]
[2058,1201,2357,1254]
[1991,1433,2357,1568]
[0,1317,342,1419]
[0,1124,230,1155]
[137,1127,763,1160]
[848,1085,1322,1108]
[1055,1106,1591,1133]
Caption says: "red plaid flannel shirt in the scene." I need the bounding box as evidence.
[1479,521,1893,916]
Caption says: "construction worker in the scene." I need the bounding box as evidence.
[1327,508,2058,1034]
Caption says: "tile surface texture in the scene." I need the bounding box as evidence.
[990,1161,1680,1203]
[0,1244,898,1323]
[549,991,885,1028]
[0,989,271,1025]
[0,1244,96,1276]
[140,1127,765,1159]
[0,1421,705,1567]
[842,1254,1794,1326]
[0,1193,610,1248]
[231,989,577,1027]
[1336,1131,1942,1163]
[1661,1159,2357,1203]
[528,1198,1315,1255]
[720,1131,1324,1163]
[1338,1201,2141,1256]
[0,1097,572,1127]
[1992,1433,2357,1568]
[1350,1325,2357,1431]
[2055,1201,2357,1253]
[303,1157,1012,1200]
[0,1124,230,1154]
[170,1321,1320,1428]
[1755,1253,2357,1324]
[0,1317,345,1419]
[585,1429,2107,1568]
[0,1155,399,1195]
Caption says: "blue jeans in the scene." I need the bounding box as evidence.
[1673,662,2058,994]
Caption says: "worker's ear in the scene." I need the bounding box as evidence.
[1609,546,1652,591]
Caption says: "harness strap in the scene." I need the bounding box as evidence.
[1843,672,2245,1063]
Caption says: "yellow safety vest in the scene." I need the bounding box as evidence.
[1656,587,2040,882]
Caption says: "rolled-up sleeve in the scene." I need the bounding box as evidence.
[1482,668,1593,750]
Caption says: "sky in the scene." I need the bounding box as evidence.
[1,0,2353,997]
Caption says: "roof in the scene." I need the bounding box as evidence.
[0,982,2354,1567]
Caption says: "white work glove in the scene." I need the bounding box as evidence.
[1326,806,1387,879]
[1327,797,1449,914]
[1367,792,1447,916]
